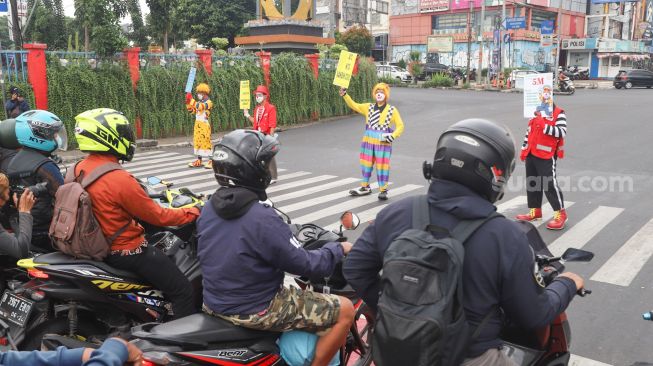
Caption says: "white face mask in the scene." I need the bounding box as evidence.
[197,93,204,100]
[375,92,386,103]
[256,95,266,104]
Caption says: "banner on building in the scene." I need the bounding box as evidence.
[427,36,454,53]
[541,20,554,34]
[419,0,449,13]
[0,1,7,13]
[451,0,481,10]
[540,34,554,47]
[591,0,637,3]
[506,17,526,30]
[524,73,554,119]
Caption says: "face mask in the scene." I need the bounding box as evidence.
[197,93,204,100]
[256,95,266,104]
[375,92,386,103]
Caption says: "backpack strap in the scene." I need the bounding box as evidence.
[412,195,449,235]
[450,211,503,244]
[80,163,124,189]
[64,161,80,184]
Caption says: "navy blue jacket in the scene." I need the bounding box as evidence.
[0,338,128,365]
[4,98,29,118]
[198,187,345,316]
[343,179,577,357]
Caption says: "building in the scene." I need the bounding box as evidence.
[390,0,587,73]
[315,0,392,60]
[563,1,653,78]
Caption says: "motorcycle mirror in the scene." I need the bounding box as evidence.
[561,248,594,262]
[340,211,361,231]
[147,176,162,186]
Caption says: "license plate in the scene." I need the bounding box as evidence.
[0,291,34,327]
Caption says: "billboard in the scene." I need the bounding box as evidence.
[427,36,454,53]
[420,0,449,12]
[451,0,481,10]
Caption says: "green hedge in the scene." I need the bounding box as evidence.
[45,54,377,141]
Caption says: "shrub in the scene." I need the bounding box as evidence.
[423,73,454,88]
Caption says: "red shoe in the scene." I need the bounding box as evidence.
[546,209,568,230]
[515,208,542,222]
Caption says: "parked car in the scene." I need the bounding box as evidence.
[509,69,540,88]
[614,69,653,89]
[423,53,449,78]
[377,65,412,83]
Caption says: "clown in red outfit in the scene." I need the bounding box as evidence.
[243,85,278,183]
[516,104,568,230]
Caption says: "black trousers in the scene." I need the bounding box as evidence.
[106,245,196,318]
[525,155,564,212]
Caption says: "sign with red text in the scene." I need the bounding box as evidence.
[524,73,554,118]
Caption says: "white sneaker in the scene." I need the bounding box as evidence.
[349,186,372,196]
[270,179,277,185]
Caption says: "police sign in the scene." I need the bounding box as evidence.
[562,38,587,50]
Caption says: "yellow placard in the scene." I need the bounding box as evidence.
[333,51,358,89]
[240,80,251,110]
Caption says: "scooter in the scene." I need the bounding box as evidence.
[557,75,576,95]
[501,220,593,365]
[0,178,205,350]
[40,209,375,366]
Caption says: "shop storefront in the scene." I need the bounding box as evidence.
[594,39,650,78]
[563,38,597,73]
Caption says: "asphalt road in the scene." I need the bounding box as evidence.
[153,86,653,365]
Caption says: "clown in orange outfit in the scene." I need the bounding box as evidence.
[185,83,214,168]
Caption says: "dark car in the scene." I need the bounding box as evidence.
[423,52,449,78]
[614,69,653,89]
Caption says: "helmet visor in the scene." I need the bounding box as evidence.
[116,123,135,144]
[55,125,68,151]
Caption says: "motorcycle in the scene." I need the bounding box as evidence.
[500,220,593,365]
[114,209,374,366]
[557,75,576,95]
[0,177,205,350]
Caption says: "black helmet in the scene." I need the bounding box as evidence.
[212,129,279,196]
[423,119,516,203]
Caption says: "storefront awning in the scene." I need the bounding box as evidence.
[596,53,650,60]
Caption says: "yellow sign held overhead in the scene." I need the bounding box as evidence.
[333,50,358,89]
[240,80,251,110]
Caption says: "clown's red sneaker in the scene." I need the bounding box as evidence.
[546,209,568,230]
[515,208,542,222]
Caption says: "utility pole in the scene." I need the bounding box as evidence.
[9,0,22,49]
[479,0,486,84]
[466,0,473,83]
[501,0,506,76]
[555,0,563,81]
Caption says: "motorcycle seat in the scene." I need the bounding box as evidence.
[34,252,139,280]
[133,313,279,347]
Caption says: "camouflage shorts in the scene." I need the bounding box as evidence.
[204,286,341,333]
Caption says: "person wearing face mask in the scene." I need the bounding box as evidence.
[243,85,278,184]
[185,83,214,169]
[339,83,404,201]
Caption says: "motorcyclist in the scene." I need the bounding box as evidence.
[73,108,200,318]
[343,119,584,365]
[198,129,355,366]
[0,173,35,259]
[6,110,66,252]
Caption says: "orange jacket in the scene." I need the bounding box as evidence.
[76,154,200,252]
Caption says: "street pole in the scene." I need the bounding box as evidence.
[480,0,486,85]
[555,0,562,82]
[467,0,473,83]
[501,0,506,76]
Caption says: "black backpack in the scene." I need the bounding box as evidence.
[372,195,502,366]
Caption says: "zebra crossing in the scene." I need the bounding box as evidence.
[123,150,653,294]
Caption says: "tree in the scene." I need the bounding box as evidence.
[339,26,373,56]
[145,0,178,52]
[145,9,187,51]
[177,0,256,47]
[211,37,229,50]
[0,16,13,49]
[127,0,147,48]
[24,0,68,49]
[74,0,127,53]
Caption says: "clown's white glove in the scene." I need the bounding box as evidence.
[382,133,395,143]
[243,110,250,118]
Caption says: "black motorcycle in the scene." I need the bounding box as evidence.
[0,178,203,350]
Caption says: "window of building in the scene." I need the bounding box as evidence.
[611,56,620,67]
[530,10,556,31]
[433,14,473,30]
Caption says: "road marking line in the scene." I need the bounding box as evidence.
[496,196,528,213]
[194,171,314,196]
[267,175,337,194]
[548,206,624,257]
[132,150,175,158]
[279,183,386,214]
[591,218,653,287]
[569,354,613,366]
[271,178,359,203]
[292,184,423,224]
[325,204,388,231]
[126,156,192,172]
[135,165,302,181]
[127,152,178,163]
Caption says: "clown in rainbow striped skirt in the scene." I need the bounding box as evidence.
[340,83,405,201]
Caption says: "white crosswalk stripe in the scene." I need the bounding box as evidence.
[123,153,182,168]
[591,218,653,287]
[272,178,359,203]
[548,206,624,257]
[267,175,337,194]
[279,182,386,214]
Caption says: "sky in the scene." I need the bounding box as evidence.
[62,0,150,18]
